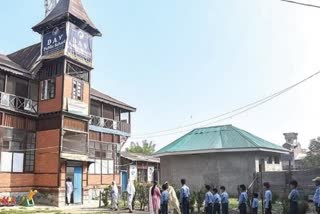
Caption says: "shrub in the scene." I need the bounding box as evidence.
[134,182,151,210]
[101,185,112,207]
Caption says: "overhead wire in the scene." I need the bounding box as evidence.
[130,70,320,139]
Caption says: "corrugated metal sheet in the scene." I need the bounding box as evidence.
[7,43,41,71]
[155,125,288,155]
[33,0,101,36]
[90,88,136,112]
[121,152,160,163]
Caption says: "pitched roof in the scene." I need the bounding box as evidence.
[7,43,41,71]
[121,152,160,163]
[0,54,31,76]
[33,0,101,36]
[155,125,289,156]
[90,88,136,112]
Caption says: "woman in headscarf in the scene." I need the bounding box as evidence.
[111,181,119,211]
[165,181,181,214]
[127,179,136,213]
[149,181,161,214]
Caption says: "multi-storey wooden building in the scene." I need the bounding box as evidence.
[0,0,135,206]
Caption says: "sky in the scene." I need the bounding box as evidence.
[1,0,320,150]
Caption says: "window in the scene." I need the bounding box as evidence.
[66,62,89,82]
[89,141,115,174]
[72,79,83,101]
[0,74,5,92]
[40,79,55,100]
[274,156,280,164]
[0,129,35,173]
[267,156,273,164]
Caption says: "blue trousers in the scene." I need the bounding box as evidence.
[213,203,220,214]
[252,207,258,214]
[239,203,247,214]
[205,204,213,214]
[182,197,189,214]
[161,202,168,214]
[289,201,298,214]
[221,203,229,214]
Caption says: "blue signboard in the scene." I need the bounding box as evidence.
[66,22,93,67]
[42,25,67,57]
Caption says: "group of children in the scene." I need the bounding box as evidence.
[171,176,320,214]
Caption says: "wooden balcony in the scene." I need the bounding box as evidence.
[89,115,131,136]
[0,92,38,115]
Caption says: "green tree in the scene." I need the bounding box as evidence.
[126,140,156,155]
[303,138,320,168]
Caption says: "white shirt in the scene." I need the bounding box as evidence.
[66,181,73,194]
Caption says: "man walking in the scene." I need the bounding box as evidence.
[180,179,190,214]
[127,179,136,213]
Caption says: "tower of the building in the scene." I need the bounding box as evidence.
[32,0,101,206]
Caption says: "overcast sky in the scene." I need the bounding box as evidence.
[2,0,320,150]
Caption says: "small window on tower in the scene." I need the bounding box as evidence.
[72,79,83,101]
[40,79,55,100]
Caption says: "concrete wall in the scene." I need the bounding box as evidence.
[160,152,258,196]
[254,168,320,198]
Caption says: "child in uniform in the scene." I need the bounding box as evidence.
[252,193,259,214]
[220,186,229,214]
[238,184,248,214]
[312,177,320,214]
[161,184,170,214]
[288,180,299,214]
[204,185,214,214]
[263,182,272,214]
[180,179,190,214]
[212,188,221,214]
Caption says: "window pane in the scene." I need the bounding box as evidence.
[95,160,101,174]
[102,160,108,174]
[1,152,12,172]
[0,74,5,92]
[15,78,28,98]
[29,82,38,101]
[88,163,95,174]
[12,153,24,172]
[90,101,101,116]
[108,160,114,174]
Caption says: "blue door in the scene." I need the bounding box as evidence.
[121,171,128,192]
[73,167,82,204]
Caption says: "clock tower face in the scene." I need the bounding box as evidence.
[45,0,59,16]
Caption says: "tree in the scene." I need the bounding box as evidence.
[303,138,320,168]
[125,140,156,155]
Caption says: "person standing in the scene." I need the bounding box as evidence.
[263,182,272,214]
[251,193,259,214]
[238,184,248,214]
[149,181,161,214]
[313,177,320,214]
[127,179,136,213]
[161,184,170,214]
[66,177,73,205]
[212,188,221,214]
[220,186,229,214]
[111,181,119,211]
[164,181,181,214]
[180,179,190,214]
[288,180,299,214]
[204,185,214,214]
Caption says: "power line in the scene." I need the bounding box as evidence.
[281,0,320,9]
[130,71,320,139]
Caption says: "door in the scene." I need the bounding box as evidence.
[121,171,128,192]
[73,166,82,204]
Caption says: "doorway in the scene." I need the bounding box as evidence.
[66,164,83,204]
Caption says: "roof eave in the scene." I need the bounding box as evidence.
[90,95,137,112]
[154,147,290,157]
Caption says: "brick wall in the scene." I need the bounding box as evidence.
[38,76,63,113]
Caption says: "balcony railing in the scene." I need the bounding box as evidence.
[0,92,38,114]
[89,115,131,134]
